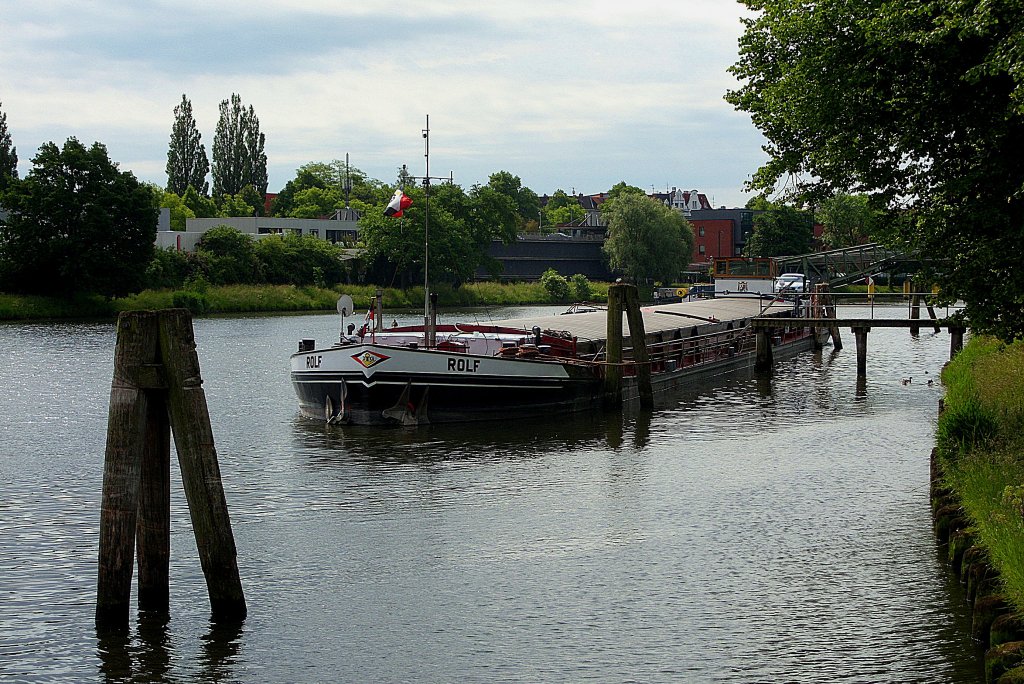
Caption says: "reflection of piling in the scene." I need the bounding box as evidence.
[97,309,245,629]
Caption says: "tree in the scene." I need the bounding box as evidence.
[818,194,879,249]
[0,138,157,296]
[486,171,540,230]
[182,185,218,218]
[165,94,209,196]
[195,225,261,285]
[726,0,1024,339]
[543,189,585,226]
[743,206,813,257]
[0,100,17,192]
[160,190,196,231]
[212,93,267,198]
[602,193,694,283]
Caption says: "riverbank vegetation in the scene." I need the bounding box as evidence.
[0,279,611,321]
[936,338,1024,611]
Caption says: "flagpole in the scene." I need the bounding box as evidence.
[423,114,431,347]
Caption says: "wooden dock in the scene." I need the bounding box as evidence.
[750,316,967,377]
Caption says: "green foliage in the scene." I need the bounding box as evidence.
[144,247,195,290]
[0,100,17,192]
[744,205,814,257]
[543,189,585,226]
[254,233,345,286]
[0,138,158,297]
[727,0,1024,340]
[216,193,256,218]
[212,93,267,197]
[818,194,880,249]
[195,225,261,285]
[539,268,570,302]
[165,94,209,196]
[172,289,208,315]
[936,337,1024,611]
[159,191,196,231]
[569,273,593,301]
[485,171,541,232]
[602,193,694,283]
[182,184,218,218]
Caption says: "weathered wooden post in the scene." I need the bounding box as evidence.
[375,289,384,332]
[97,312,160,626]
[604,284,625,406]
[950,326,966,358]
[97,309,246,630]
[853,326,870,379]
[910,284,921,336]
[755,326,773,372]
[622,284,654,409]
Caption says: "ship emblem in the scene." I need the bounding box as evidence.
[352,350,390,369]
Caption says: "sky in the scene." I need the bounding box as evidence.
[0,1,766,209]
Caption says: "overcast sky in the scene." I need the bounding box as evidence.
[0,1,766,208]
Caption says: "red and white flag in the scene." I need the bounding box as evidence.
[385,189,412,217]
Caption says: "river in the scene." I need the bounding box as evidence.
[0,305,983,682]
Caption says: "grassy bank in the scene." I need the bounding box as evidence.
[936,337,1024,610]
[0,281,612,321]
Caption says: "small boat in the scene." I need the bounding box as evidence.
[290,295,822,426]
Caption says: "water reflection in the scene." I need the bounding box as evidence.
[96,614,244,684]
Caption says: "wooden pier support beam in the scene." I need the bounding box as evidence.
[755,327,774,372]
[622,284,654,409]
[604,284,624,406]
[853,326,870,379]
[910,292,921,336]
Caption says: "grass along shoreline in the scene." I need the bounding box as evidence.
[936,337,1024,611]
[0,281,613,321]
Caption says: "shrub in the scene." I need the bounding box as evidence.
[569,273,592,301]
[539,268,570,302]
[172,290,208,315]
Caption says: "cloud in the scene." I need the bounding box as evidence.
[0,1,765,207]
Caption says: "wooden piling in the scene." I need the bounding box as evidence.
[950,326,966,358]
[375,289,384,332]
[927,304,941,333]
[96,312,160,627]
[910,291,921,336]
[97,309,245,629]
[158,311,246,621]
[604,284,624,406]
[622,284,654,409]
[853,326,870,378]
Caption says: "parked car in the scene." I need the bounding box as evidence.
[774,273,806,293]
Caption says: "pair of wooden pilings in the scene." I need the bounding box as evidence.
[604,283,653,409]
[96,309,245,629]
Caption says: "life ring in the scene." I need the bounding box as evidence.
[675,287,689,298]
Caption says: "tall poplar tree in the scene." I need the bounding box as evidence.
[0,100,18,193]
[212,93,267,201]
[165,94,209,196]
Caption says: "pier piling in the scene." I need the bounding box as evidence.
[604,284,624,406]
[853,326,870,378]
[96,309,245,630]
[622,285,654,409]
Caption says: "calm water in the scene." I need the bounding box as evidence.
[0,305,983,683]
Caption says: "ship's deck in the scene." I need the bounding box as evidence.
[485,296,803,344]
